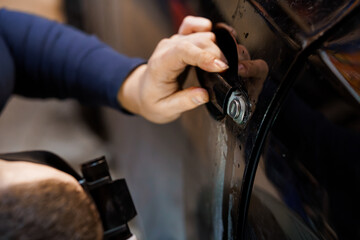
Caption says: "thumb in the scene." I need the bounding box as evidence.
[160,87,209,116]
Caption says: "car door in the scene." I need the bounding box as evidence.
[185,0,360,239]
[72,0,360,239]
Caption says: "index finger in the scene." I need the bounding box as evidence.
[178,16,212,35]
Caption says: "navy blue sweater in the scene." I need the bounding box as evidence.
[0,9,145,112]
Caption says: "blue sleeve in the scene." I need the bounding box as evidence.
[0,8,145,110]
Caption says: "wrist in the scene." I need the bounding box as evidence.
[117,64,147,115]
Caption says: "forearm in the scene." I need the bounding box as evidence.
[0,8,145,110]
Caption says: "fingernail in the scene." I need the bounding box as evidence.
[214,59,229,70]
[192,96,205,105]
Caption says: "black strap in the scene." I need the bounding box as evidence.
[0,150,82,180]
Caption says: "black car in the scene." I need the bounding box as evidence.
[68,0,360,239]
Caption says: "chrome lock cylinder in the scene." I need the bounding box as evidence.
[226,89,250,125]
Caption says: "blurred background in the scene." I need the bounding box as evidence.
[0,0,198,239]
[3,1,359,240]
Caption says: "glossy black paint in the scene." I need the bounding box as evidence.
[194,0,304,238]
[195,0,360,239]
[74,1,360,239]
[241,4,360,239]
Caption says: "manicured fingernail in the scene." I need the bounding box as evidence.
[238,64,244,71]
[214,59,229,70]
[192,96,205,105]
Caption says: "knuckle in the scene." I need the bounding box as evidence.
[183,15,195,24]
[158,38,170,47]
[194,32,215,40]
[170,34,182,40]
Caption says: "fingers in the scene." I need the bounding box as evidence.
[178,16,212,35]
[140,87,209,124]
[172,32,227,64]
[171,43,228,74]
[149,35,228,80]
[172,32,216,47]
[160,87,209,117]
[238,59,269,80]
[177,43,228,72]
[126,16,239,124]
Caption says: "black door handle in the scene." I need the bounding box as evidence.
[196,23,250,126]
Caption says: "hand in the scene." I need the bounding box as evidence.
[236,42,268,112]
[118,16,228,124]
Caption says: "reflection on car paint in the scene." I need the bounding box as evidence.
[329,51,360,84]
[80,0,360,239]
[199,0,360,240]
[324,50,360,97]
[321,12,360,102]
